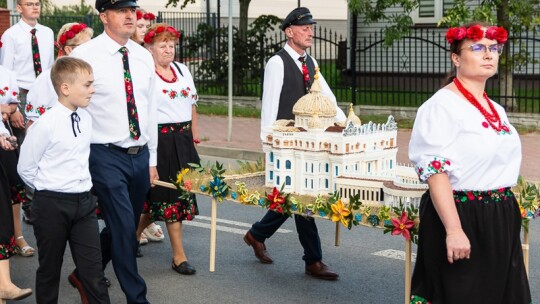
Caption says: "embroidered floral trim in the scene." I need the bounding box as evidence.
[149,197,199,223]
[159,122,191,134]
[162,86,193,100]
[454,187,513,203]
[10,184,27,205]
[25,103,50,116]
[415,157,452,181]
[0,86,17,99]
[410,295,431,304]
[0,236,17,260]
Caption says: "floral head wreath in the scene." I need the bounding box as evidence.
[56,23,89,56]
[143,25,181,44]
[445,24,508,44]
[136,10,156,21]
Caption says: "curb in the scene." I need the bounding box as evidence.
[197,144,264,162]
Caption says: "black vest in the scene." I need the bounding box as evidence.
[275,49,316,120]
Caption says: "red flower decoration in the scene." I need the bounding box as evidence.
[143,13,156,21]
[184,180,192,192]
[3,87,7,90]
[267,187,285,212]
[431,160,441,170]
[37,106,45,115]
[502,125,510,133]
[164,208,172,219]
[66,30,75,39]
[156,26,165,33]
[136,10,143,20]
[143,26,180,44]
[26,104,33,112]
[445,27,466,43]
[485,26,508,44]
[391,212,415,240]
[181,90,188,97]
[160,126,169,133]
[466,25,484,41]
[467,192,475,200]
[57,23,88,48]
[482,121,489,128]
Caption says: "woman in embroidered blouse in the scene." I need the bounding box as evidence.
[0,123,33,302]
[408,23,530,303]
[136,23,200,275]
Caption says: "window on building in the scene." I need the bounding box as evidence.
[305,179,307,188]
[335,166,339,176]
[412,0,454,24]
[277,176,280,185]
[390,160,393,169]
[285,160,291,170]
[325,163,329,172]
[269,152,274,163]
[311,179,313,189]
[269,171,273,180]
[276,159,280,169]
[286,176,291,186]
[311,163,314,173]
[325,179,328,189]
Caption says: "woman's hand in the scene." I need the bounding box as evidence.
[0,134,17,150]
[10,111,24,129]
[446,228,471,264]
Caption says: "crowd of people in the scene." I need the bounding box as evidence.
[0,0,532,303]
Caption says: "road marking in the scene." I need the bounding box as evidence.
[185,215,292,234]
[372,249,417,262]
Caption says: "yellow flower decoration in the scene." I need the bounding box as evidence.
[176,168,190,185]
[331,200,351,227]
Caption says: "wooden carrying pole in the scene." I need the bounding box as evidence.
[153,180,217,272]
[523,229,529,277]
[405,239,412,304]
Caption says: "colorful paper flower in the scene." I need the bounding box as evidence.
[330,200,351,227]
[391,212,415,240]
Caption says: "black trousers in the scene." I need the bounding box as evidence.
[90,144,150,304]
[32,190,110,304]
[249,210,322,264]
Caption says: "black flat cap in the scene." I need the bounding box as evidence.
[280,7,317,31]
[96,0,138,12]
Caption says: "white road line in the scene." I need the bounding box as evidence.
[183,221,249,235]
[193,215,292,233]
[372,249,417,262]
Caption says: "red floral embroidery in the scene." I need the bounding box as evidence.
[37,106,46,115]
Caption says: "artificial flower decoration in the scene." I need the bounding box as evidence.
[445,25,508,44]
[143,12,156,21]
[390,212,415,240]
[58,23,88,47]
[143,25,181,44]
[176,168,189,185]
[330,199,351,227]
[267,187,286,213]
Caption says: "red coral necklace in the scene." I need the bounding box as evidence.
[155,66,177,83]
[453,78,506,133]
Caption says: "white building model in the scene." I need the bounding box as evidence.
[262,73,427,208]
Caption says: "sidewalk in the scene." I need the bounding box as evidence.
[198,114,540,182]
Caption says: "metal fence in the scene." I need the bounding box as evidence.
[7,12,539,113]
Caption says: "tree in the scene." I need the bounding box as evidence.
[165,0,252,42]
[348,0,540,110]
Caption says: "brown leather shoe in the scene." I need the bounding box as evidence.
[305,261,339,280]
[68,271,89,304]
[243,231,273,264]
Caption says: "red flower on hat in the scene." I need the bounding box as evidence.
[143,13,156,21]
[57,23,88,48]
[466,25,484,41]
[445,27,466,44]
[136,10,143,20]
[156,26,165,33]
[485,26,508,44]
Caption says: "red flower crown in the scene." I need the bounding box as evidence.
[136,10,156,21]
[58,23,88,47]
[143,26,181,44]
[445,25,508,44]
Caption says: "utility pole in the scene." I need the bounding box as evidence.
[297,0,300,7]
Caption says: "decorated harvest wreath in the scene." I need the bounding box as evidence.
[167,163,540,244]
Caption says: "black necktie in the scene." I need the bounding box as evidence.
[119,47,141,140]
[71,112,81,137]
[298,56,310,94]
[30,28,42,77]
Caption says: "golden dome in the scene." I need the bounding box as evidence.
[345,103,361,126]
[292,69,336,118]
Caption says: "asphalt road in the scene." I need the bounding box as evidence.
[9,193,540,304]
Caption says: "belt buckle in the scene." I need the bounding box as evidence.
[127,147,139,154]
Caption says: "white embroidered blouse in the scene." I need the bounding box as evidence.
[155,62,198,124]
[409,89,521,191]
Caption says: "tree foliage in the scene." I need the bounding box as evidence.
[185,14,281,95]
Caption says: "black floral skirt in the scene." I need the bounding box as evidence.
[145,121,200,223]
[0,126,28,206]
[0,162,16,260]
[410,188,531,304]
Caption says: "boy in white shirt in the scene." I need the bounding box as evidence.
[17,57,110,304]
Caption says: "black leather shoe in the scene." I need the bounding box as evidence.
[172,261,196,275]
[243,231,273,264]
[305,261,339,281]
[68,271,89,304]
[103,277,111,288]
[136,244,143,258]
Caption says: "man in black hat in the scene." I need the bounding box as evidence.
[70,0,158,303]
[244,7,345,280]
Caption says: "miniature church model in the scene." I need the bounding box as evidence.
[262,70,427,207]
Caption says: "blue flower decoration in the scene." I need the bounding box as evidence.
[354,214,362,222]
[318,211,326,217]
[384,219,392,226]
[291,204,298,211]
[200,185,206,192]
[258,198,265,206]
[231,192,238,200]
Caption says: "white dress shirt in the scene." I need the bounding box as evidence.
[0,20,54,90]
[260,42,346,140]
[409,89,521,191]
[25,68,55,121]
[0,65,20,105]
[18,102,93,193]
[70,33,158,166]
[156,62,198,124]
